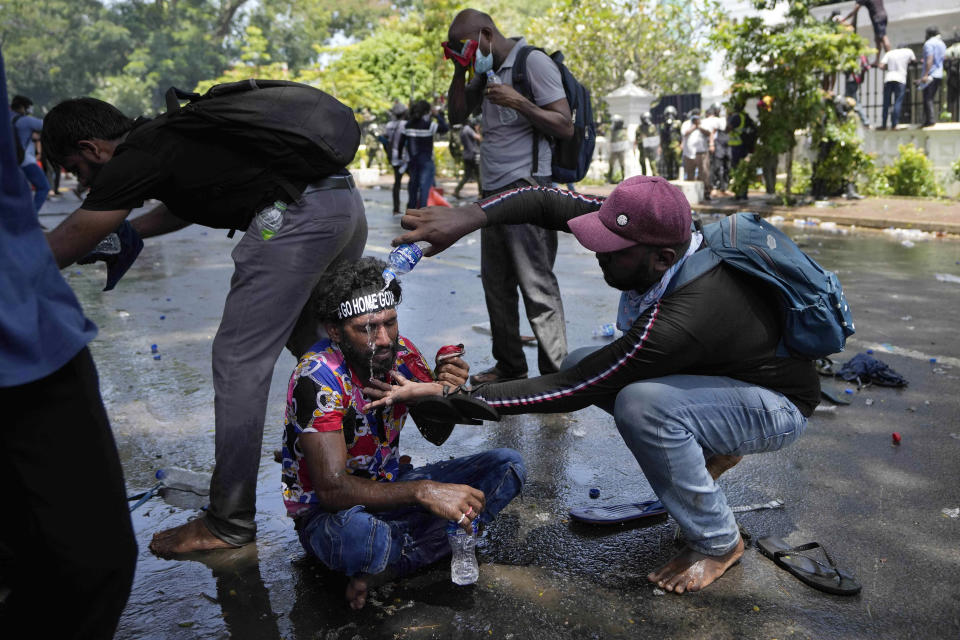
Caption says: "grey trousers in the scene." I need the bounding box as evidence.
[480,180,567,376]
[206,184,367,545]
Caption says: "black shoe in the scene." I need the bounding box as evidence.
[469,367,528,386]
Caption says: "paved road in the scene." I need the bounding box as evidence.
[41,182,960,639]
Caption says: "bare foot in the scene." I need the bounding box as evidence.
[149,518,241,558]
[648,536,744,594]
[345,575,369,610]
[705,454,743,480]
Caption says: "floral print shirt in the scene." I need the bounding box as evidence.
[281,336,433,517]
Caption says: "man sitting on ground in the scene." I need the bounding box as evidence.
[375,176,818,595]
[282,257,525,609]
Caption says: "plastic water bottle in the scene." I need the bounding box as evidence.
[592,323,616,338]
[382,241,431,287]
[155,467,211,496]
[256,201,287,240]
[447,519,479,585]
[485,71,518,124]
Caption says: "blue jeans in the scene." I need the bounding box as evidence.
[406,156,436,209]
[564,347,807,556]
[882,81,905,128]
[21,162,50,214]
[297,448,526,577]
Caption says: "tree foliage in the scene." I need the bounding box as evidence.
[711,0,870,195]
[526,0,723,100]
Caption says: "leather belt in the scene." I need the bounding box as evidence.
[311,174,355,190]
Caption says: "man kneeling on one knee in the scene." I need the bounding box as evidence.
[281,257,525,609]
[378,176,818,594]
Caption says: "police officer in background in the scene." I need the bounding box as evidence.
[659,105,681,180]
[636,111,660,177]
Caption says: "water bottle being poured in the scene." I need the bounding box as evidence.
[382,241,431,289]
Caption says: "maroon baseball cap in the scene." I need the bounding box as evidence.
[568,176,692,253]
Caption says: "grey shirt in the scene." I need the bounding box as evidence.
[470,38,566,191]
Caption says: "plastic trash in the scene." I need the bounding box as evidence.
[589,487,601,499]
[150,344,158,354]
[892,432,902,445]
[592,323,616,338]
[447,519,479,585]
[155,467,211,495]
[941,507,959,519]
[153,354,161,360]
[934,273,960,284]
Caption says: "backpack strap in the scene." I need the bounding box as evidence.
[511,45,544,177]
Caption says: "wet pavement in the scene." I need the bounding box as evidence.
[40,183,960,639]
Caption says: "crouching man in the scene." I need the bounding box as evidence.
[280,257,525,609]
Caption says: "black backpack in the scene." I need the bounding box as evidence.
[11,114,25,164]
[162,79,360,201]
[511,47,596,183]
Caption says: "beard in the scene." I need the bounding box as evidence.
[337,336,399,380]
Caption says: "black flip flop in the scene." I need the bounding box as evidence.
[820,386,851,405]
[568,499,667,525]
[447,394,501,422]
[757,536,861,596]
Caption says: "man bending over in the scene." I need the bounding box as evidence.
[373,177,818,595]
[282,257,525,609]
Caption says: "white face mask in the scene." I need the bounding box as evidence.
[473,31,494,75]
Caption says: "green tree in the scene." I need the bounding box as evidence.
[711,0,869,197]
[527,0,723,100]
[0,0,130,110]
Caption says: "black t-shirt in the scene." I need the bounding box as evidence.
[81,117,292,230]
[472,186,821,417]
[857,0,886,22]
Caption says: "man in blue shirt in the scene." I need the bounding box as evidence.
[0,48,136,638]
[920,26,947,127]
[9,94,50,215]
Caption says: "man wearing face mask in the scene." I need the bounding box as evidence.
[443,8,573,388]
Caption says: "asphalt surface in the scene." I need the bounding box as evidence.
[39,180,960,640]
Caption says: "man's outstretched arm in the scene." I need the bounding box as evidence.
[395,186,605,255]
[46,207,131,269]
[129,203,191,239]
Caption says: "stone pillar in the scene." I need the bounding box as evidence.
[602,70,656,180]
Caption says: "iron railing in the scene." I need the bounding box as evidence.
[844,58,960,126]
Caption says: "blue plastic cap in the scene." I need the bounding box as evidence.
[589,487,601,499]
[844,389,854,394]
[929,358,937,363]
[155,469,166,480]
[159,315,166,320]
[153,354,161,360]
[150,344,158,352]
[866,349,874,354]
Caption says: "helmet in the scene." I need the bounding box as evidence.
[664,105,678,118]
[641,111,652,123]
[707,102,721,116]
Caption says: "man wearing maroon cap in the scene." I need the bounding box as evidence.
[374,176,819,594]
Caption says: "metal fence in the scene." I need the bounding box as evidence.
[846,57,960,126]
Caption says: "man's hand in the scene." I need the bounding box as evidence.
[484,82,528,111]
[396,203,487,256]
[436,356,469,387]
[415,480,485,532]
[364,371,443,409]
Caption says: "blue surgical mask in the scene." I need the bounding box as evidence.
[473,31,493,75]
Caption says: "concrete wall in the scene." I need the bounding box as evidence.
[862,123,960,197]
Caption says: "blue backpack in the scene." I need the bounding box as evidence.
[512,46,596,183]
[666,212,854,359]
